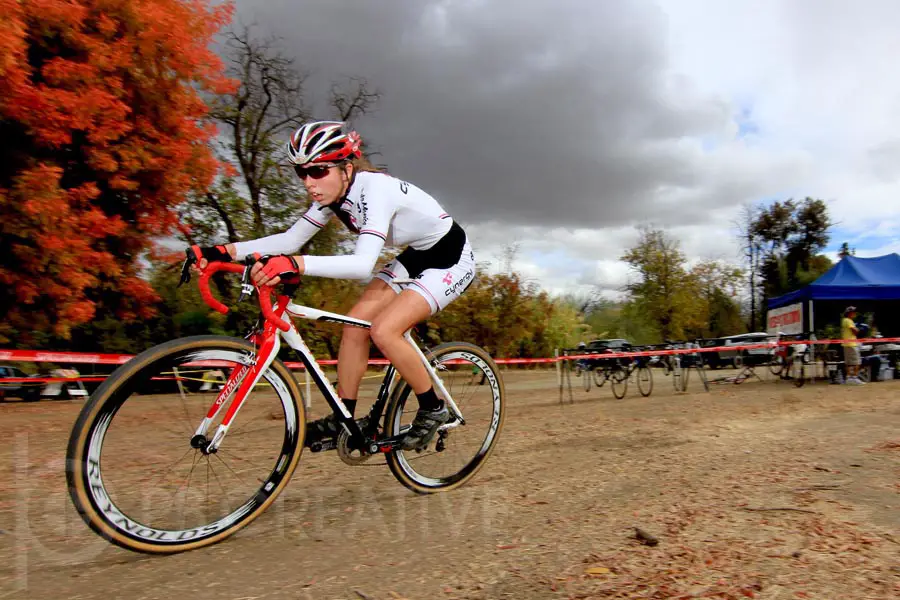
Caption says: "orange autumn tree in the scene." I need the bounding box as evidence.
[0,0,234,346]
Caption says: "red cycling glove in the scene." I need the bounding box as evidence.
[257,254,301,284]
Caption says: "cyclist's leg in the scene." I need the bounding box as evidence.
[336,277,398,400]
[371,292,434,389]
[371,245,476,450]
[306,277,396,445]
[371,291,446,450]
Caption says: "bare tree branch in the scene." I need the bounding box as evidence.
[204,192,240,243]
[189,26,380,243]
[330,76,381,122]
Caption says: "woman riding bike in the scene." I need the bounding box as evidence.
[186,121,476,451]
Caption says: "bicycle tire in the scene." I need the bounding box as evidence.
[584,366,592,391]
[637,366,653,397]
[610,366,628,399]
[769,356,784,376]
[593,366,606,388]
[384,342,504,494]
[66,335,305,554]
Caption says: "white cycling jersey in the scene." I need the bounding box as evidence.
[232,172,454,280]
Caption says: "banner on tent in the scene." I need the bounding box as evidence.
[766,302,803,335]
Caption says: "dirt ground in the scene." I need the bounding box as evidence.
[1,366,898,600]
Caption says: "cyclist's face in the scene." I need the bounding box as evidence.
[297,163,352,205]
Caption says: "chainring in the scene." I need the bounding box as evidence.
[336,428,375,465]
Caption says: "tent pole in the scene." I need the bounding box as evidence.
[808,300,814,335]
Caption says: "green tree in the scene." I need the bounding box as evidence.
[620,226,705,341]
[690,259,745,336]
[753,197,832,299]
[838,242,855,258]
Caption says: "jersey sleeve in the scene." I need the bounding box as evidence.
[232,202,333,259]
[302,233,386,279]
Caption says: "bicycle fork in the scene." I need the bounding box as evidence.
[191,316,285,455]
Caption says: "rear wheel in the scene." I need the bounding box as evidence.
[769,355,785,376]
[384,342,505,494]
[610,365,628,399]
[637,366,653,397]
[593,366,607,388]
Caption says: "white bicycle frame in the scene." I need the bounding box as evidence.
[196,289,463,453]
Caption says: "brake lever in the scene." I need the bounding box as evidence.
[237,257,255,302]
[178,249,195,287]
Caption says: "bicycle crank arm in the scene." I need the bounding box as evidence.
[371,420,461,453]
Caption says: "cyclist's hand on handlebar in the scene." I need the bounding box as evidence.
[252,254,302,287]
[179,245,234,286]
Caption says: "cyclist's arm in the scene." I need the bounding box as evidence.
[301,233,387,279]
[232,203,333,260]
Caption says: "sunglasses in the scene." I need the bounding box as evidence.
[294,164,336,180]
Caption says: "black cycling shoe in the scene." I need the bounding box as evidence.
[400,404,450,451]
[304,414,340,449]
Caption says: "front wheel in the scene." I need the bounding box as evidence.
[384,342,505,494]
[66,335,305,554]
[610,365,628,399]
[637,366,653,397]
[769,355,786,376]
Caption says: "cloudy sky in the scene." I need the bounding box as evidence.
[234,0,900,298]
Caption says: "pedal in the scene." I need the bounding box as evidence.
[308,439,337,453]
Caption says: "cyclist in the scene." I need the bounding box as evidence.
[186,121,476,451]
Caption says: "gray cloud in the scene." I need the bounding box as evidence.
[235,0,736,230]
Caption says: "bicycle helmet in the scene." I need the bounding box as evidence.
[286,120,362,165]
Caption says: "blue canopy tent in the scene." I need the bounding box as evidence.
[767,253,900,335]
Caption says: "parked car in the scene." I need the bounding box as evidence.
[0,365,43,402]
[587,338,631,350]
[701,333,775,369]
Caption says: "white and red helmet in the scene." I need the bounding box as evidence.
[286,121,362,165]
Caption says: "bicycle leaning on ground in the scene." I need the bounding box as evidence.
[66,258,506,554]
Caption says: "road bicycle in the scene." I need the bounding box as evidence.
[650,341,709,393]
[579,353,628,396]
[66,259,505,554]
[650,342,686,392]
[608,352,654,398]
